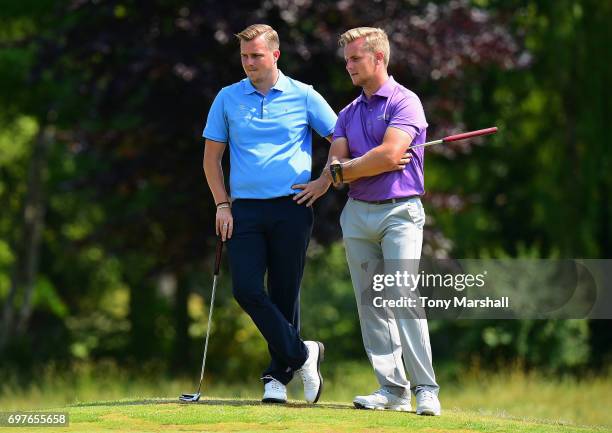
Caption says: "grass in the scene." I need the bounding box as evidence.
[1,398,609,433]
[1,362,611,432]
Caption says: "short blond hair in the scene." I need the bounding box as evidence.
[339,27,390,67]
[235,24,280,50]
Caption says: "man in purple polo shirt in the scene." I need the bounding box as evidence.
[295,27,440,415]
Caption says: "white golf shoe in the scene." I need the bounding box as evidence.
[353,389,411,411]
[296,341,324,404]
[262,376,287,403]
[415,388,441,416]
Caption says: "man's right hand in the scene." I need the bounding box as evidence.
[216,207,233,241]
[396,151,413,170]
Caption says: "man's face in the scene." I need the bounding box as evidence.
[240,36,279,84]
[344,38,378,87]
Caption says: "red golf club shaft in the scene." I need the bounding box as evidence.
[410,126,498,149]
[443,127,498,142]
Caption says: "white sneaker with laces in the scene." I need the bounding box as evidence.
[262,376,287,403]
[415,388,441,416]
[353,389,411,411]
[296,341,324,404]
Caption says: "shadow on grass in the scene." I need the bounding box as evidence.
[72,398,353,411]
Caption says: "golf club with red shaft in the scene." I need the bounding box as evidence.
[409,126,498,149]
[179,238,224,402]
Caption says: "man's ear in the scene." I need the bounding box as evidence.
[375,51,384,65]
[273,50,280,63]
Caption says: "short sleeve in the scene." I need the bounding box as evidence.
[306,87,337,137]
[387,94,428,140]
[332,108,348,141]
[203,89,229,142]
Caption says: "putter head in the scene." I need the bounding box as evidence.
[179,392,201,402]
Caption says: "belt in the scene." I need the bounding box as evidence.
[233,194,296,202]
[352,195,419,205]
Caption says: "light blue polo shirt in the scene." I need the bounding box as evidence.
[203,71,337,199]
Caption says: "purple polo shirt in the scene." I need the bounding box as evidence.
[333,76,428,201]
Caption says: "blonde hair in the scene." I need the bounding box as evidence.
[235,24,280,51]
[339,27,390,67]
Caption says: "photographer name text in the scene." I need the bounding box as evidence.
[372,296,510,309]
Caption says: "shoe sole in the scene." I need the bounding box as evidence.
[312,341,324,404]
[416,409,440,416]
[262,398,287,404]
[354,401,411,412]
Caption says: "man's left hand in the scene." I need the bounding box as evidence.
[292,176,332,207]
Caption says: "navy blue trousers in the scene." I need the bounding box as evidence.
[227,196,312,385]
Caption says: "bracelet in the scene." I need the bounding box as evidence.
[216,201,230,208]
[217,203,230,210]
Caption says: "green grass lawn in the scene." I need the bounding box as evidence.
[1,397,609,433]
[1,362,611,432]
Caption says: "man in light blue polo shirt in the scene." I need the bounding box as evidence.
[202,24,336,405]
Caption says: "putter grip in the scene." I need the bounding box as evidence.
[443,127,498,142]
[214,238,223,276]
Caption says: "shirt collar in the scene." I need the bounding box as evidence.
[357,76,397,103]
[243,78,257,94]
[243,70,288,94]
[271,70,288,92]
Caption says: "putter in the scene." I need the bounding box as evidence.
[179,238,224,402]
[409,126,498,149]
